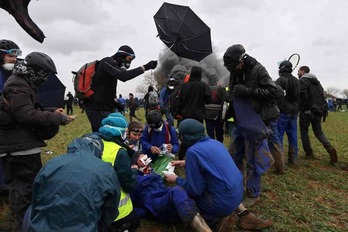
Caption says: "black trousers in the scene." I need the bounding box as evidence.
[3,153,42,232]
[299,112,331,155]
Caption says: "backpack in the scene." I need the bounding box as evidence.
[73,60,99,100]
[147,91,159,109]
[168,87,181,117]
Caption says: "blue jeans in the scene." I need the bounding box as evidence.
[229,126,272,197]
[277,113,298,162]
[85,110,110,132]
[268,120,284,171]
[163,106,174,127]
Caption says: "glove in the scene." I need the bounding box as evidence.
[143,60,157,70]
[233,84,254,96]
[61,114,70,125]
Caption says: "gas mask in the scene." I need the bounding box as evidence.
[120,58,131,70]
[2,63,15,71]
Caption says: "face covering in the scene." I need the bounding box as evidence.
[2,63,15,71]
[153,124,163,132]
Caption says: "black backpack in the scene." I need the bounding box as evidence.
[168,86,181,117]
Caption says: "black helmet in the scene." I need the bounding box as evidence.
[146,110,163,128]
[0,39,21,56]
[278,60,292,73]
[24,52,57,74]
[223,44,246,70]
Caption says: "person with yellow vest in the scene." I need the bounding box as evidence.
[96,112,140,232]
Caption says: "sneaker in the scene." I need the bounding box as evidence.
[242,196,260,207]
[328,147,338,165]
[238,212,273,230]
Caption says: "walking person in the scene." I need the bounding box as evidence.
[66,91,74,115]
[128,93,142,122]
[275,60,300,166]
[159,78,176,126]
[298,66,338,164]
[0,52,74,231]
[84,45,157,132]
[223,44,280,207]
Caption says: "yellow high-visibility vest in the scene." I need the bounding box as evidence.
[225,87,235,122]
[102,140,133,221]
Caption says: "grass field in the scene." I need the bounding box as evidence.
[1,106,347,231]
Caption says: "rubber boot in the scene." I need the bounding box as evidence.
[189,213,212,232]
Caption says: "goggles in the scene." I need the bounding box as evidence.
[0,49,22,56]
[117,50,135,59]
[131,129,143,133]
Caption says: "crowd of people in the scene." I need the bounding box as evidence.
[0,39,345,232]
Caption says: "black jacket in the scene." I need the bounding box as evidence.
[178,74,211,122]
[299,73,326,113]
[0,75,63,153]
[228,57,281,124]
[85,57,144,111]
[275,72,300,114]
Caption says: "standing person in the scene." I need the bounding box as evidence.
[143,85,154,117]
[223,44,280,207]
[22,136,120,232]
[84,45,157,132]
[177,66,211,123]
[0,52,74,231]
[128,93,142,122]
[66,91,74,115]
[159,78,176,126]
[0,39,22,195]
[165,119,273,230]
[117,94,126,115]
[275,60,300,166]
[204,69,226,143]
[298,66,338,164]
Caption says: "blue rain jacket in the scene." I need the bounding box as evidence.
[26,138,120,232]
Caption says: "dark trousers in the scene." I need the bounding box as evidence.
[107,210,140,232]
[66,104,73,115]
[299,112,331,156]
[85,110,111,132]
[205,117,224,143]
[3,153,42,231]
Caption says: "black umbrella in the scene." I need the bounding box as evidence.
[154,2,212,62]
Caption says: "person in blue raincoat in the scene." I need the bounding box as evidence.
[165,119,273,230]
[22,135,120,232]
[140,109,179,175]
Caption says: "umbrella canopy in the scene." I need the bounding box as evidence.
[154,2,212,62]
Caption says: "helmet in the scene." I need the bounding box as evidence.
[24,52,57,73]
[223,44,246,70]
[278,60,292,73]
[0,39,22,56]
[116,45,135,58]
[146,110,163,128]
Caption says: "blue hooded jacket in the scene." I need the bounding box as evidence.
[27,137,120,232]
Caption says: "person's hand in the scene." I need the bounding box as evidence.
[143,60,157,71]
[61,114,75,125]
[164,173,178,183]
[171,160,185,168]
[151,146,161,154]
[54,108,64,114]
[131,164,138,169]
[166,143,173,153]
[233,84,254,96]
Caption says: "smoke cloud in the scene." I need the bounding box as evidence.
[153,46,230,88]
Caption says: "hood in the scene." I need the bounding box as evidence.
[301,73,320,84]
[67,134,103,159]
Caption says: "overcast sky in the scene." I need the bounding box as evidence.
[1,0,347,98]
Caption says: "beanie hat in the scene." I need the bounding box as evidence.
[99,113,128,137]
[223,44,246,67]
[115,45,135,58]
[178,119,206,143]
